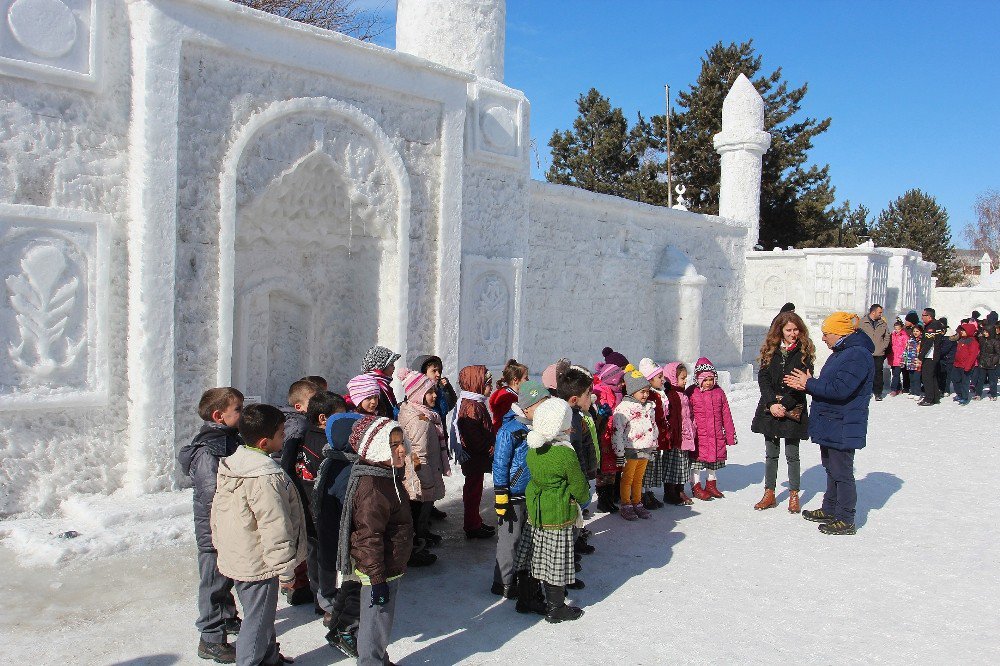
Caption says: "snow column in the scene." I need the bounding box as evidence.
[395,0,506,81]
[713,73,772,251]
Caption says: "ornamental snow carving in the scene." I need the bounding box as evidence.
[473,273,509,366]
[0,0,100,89]
[6,243,84,376]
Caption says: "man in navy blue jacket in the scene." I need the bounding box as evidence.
[785,312,875,535]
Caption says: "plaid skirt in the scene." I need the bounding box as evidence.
[512,522,576,587]
[662,449,692,485]
[642,451,666,487]
[691,459,726,471]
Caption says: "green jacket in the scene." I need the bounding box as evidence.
[525,443,591,529]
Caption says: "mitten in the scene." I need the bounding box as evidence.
[370,582,390,607]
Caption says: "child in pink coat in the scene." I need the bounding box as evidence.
[685,357,736,501]
[889,319,908,396]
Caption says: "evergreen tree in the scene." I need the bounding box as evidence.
[871,189,962,287]
[663,40,836,248]
[832,201,872,247]
[546,89,668,203]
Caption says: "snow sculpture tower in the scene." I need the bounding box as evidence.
[714,74,771,251]
[396,0,506,81]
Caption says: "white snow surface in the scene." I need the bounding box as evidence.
[3,386,998,663]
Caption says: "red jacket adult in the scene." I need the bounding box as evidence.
[954,323,981,372]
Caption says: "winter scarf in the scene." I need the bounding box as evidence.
[448,365,492,463]
[335,462,398,577]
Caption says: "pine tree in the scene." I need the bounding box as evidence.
[663,40,836,248]
[871,189,962,287]
[832,201,872,247]
[546,89,668,203]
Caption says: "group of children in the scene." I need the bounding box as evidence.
[889,309,1000,406]
[180,344,739,665]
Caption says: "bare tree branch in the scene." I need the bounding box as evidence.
[964,189,1000,263]
[233,0,388,42]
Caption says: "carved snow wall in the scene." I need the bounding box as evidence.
[523,181,749,380]
[459,255,522,371]
[0,204,110,408]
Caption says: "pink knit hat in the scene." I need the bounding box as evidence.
[396,366,434,403]
[637,358,664,381]
[693,357,717,384]
[541,358,570,391]
[347,373,380,406]
[594,361,625,386]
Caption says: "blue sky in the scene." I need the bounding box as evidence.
[370,1,1000,246]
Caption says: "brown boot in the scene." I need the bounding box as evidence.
[787,490,801,514]
[753,488,777,511]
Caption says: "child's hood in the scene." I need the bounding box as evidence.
[218,445,284,480]
[177,423,240,475]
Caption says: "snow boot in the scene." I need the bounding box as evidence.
[787,489,801,514]
[818,519,857,535]
[754,488,777,511]
[692,482,713,501]
[575,535,595,555]
[595,485,616,513]
[705,480,725,498]
[464,524,496,539]
[677,485,694,505]
[802,508,837,523]
[662,484,682,505]
[619,503,638,521]
[197,639,236,663]
[326,629,359,658]
[407,547,437,567]
[566,578,585,590]
[543,584,584,624]
[515,575,547,615]
[641,490,663,509]
[634,503,652,519]
[491,579,516,599]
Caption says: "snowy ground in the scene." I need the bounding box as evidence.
[3,387,999,664]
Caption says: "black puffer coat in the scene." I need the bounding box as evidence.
[177,423,242,552]
[978,334,1000,370]
[751,345,812,439]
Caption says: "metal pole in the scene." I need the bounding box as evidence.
[665,84,673,208]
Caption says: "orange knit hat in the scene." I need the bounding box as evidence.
[822,312,859,336]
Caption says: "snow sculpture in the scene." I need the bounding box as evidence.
[671,184,689,211]
[396,0,506,81]
[653,246,706,364]
[981,253,992,277]
[714,74,771,251]
[0,0,101,88]
[460,255,522,370]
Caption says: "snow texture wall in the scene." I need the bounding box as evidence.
[0,0,761,515]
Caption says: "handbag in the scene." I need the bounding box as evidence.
[785,403,804,423]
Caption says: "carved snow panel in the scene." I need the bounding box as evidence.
[0,0,101,89]
[460,255,522,369]
[465,81,526,169]
[0,203,110,408]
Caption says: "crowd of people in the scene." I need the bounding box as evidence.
[177,298,988,665]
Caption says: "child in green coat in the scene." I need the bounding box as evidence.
[512,398,591,623]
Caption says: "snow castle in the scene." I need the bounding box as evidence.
[0,0,769,514]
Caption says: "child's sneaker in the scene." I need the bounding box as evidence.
[619,504,638,521]
[197,639,236,663]
[634,503,652,519]
[327,629,359,658]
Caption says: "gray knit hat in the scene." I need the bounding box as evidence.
[622,367,651,396]
[517,380,549,410]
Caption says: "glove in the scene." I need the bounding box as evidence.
[370,582,390,607]
[615,454,626,468]
[496,488,516,533]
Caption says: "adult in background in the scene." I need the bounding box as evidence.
[751,312,815,513]
[919,308,944,406]
[858,304,891,400]
[784,312,874,536]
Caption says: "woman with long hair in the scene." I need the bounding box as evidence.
[750,312,815,512]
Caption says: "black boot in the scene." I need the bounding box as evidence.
[595,485,614,513]
[491,571,517,599]
[543,584,584,623]
[662,484,682,505]
[574,535,595,555]
[515,574,547,615]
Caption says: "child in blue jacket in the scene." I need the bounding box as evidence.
[492,380,549,615]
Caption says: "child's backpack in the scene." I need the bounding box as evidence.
[296,428,326,483]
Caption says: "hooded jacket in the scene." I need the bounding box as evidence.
[954,324,981,372]
[349,464,414,584]
[177,423,242,553]
[211,446,308,582]
[978,330,1000,370]
[611,397,659,460]
[663,363,695,452]
[313,412,362,573]
[889,328,908,367]
[686,384,736,463]
[455,365,495,476]
[805,330,875,451]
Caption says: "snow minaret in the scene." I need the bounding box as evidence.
[981,252,992,277]
[395,0,506,81]
[713,74,771,251]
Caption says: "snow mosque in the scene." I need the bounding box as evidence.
[0,0,774,514]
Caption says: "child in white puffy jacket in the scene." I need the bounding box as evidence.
[612,366,659,521]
